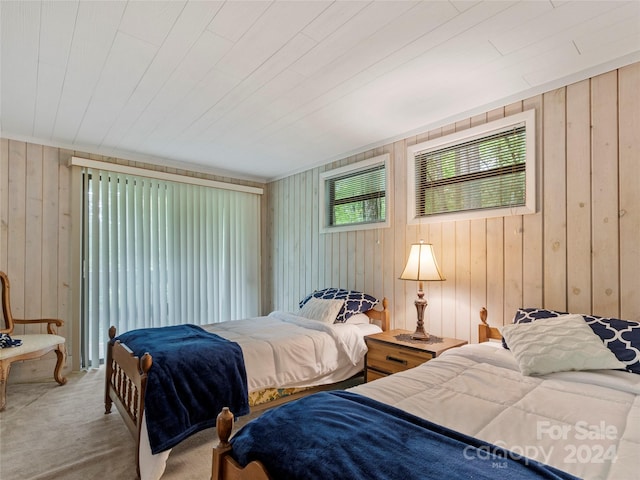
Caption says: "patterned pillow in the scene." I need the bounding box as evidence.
[582,315,640,375]
[0,333,23,348]
[299,288,378,323]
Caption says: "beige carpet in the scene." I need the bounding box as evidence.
[1,368,362,480]
[0,367,262,480]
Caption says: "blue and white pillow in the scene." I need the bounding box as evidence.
[0,333,22,348]
[299,288,378,323]
[582,315,640,375]
[504,307,640,375]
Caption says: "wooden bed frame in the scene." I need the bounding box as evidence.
[478,306,502,342]
[211,305,498,480]
[104,298,389,477]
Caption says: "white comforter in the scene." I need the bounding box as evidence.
[349,343,640,480]
[202,311,380,391]
[140,312,382,480]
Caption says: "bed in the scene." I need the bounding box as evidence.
[104,288,389,479]
[212,307,640,480]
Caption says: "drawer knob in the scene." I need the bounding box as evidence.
[385,355,408,365]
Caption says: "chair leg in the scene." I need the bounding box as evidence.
[0,360,10,411]
[53,345,67,385]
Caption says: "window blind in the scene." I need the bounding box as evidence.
[81,168,261,368]
[327,163,386,227]
[414,124,527,217]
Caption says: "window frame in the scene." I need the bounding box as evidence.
[407,109,536,224]
[319,153,391,234]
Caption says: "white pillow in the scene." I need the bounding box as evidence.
[500,314,627,376]
[298,297,344,324]
[344,312,371,325]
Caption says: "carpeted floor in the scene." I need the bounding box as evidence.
[0,367,262,480]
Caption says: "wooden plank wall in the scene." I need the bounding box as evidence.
[263,62,640,341]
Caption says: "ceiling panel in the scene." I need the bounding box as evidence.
[213,1,327,79]
[120,30,235,149]
[302,1,370,43]
[183,33,319,146]
[573,3,640,53]
[101,1,224,148]
[75,32,158,145]
[1,0,639,181]
[51,1,126,142]
[184,31,319,137]
[33,2,77,138]
[33,63,66,139]
[489,1,627,55]
[206,0,271,43]
[118,0,186,46]
[1,1,40,134]
[290,2,421,79]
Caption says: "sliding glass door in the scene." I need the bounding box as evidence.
[80,168,261,368]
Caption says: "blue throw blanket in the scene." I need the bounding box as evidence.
[231,390,579,480]
[114,324,249,454]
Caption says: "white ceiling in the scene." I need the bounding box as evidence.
[1,1,639,182]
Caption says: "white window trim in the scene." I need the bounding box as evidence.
[319,153,391,234]
[407,109,536,224]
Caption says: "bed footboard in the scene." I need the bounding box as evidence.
[212,407,271,480]
[105,326,152,478]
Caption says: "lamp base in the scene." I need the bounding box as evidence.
[411,285,429,341]
[411,326,430,341]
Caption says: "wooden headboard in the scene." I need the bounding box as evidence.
[365,297,389,332]
[478,307,502,342]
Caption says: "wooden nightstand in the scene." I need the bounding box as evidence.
[364,329,467,382]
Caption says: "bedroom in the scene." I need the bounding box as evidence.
[1,1,639,479]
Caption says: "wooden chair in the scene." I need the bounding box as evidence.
[0,271,67,410]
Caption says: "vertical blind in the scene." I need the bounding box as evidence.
[81,168,261,368]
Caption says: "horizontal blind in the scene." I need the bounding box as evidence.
[328,163,386,226]
[414,124,527,217]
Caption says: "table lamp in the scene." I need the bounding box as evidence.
[400,241,445,340]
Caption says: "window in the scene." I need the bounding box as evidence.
[407,110,536,223]
[320,154,390,233]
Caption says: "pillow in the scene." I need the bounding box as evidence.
[299,288,378,323]
[502,308,567,349]
[297,297,345,324]
[344,313,371,325]
[505,307,640,375]
[500,314,627,376]
[582,314,640,375]
[513,308,568,324]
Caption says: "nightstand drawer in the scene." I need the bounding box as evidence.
[365,368,388,382]
[364,329,467,382]
[366,343,433,375]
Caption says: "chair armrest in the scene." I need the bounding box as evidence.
[13,318,64,334]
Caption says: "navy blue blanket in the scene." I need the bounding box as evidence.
[231,391,579,480]
[114,324,249,453]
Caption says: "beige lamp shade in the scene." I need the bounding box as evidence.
[400,242,445,281]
